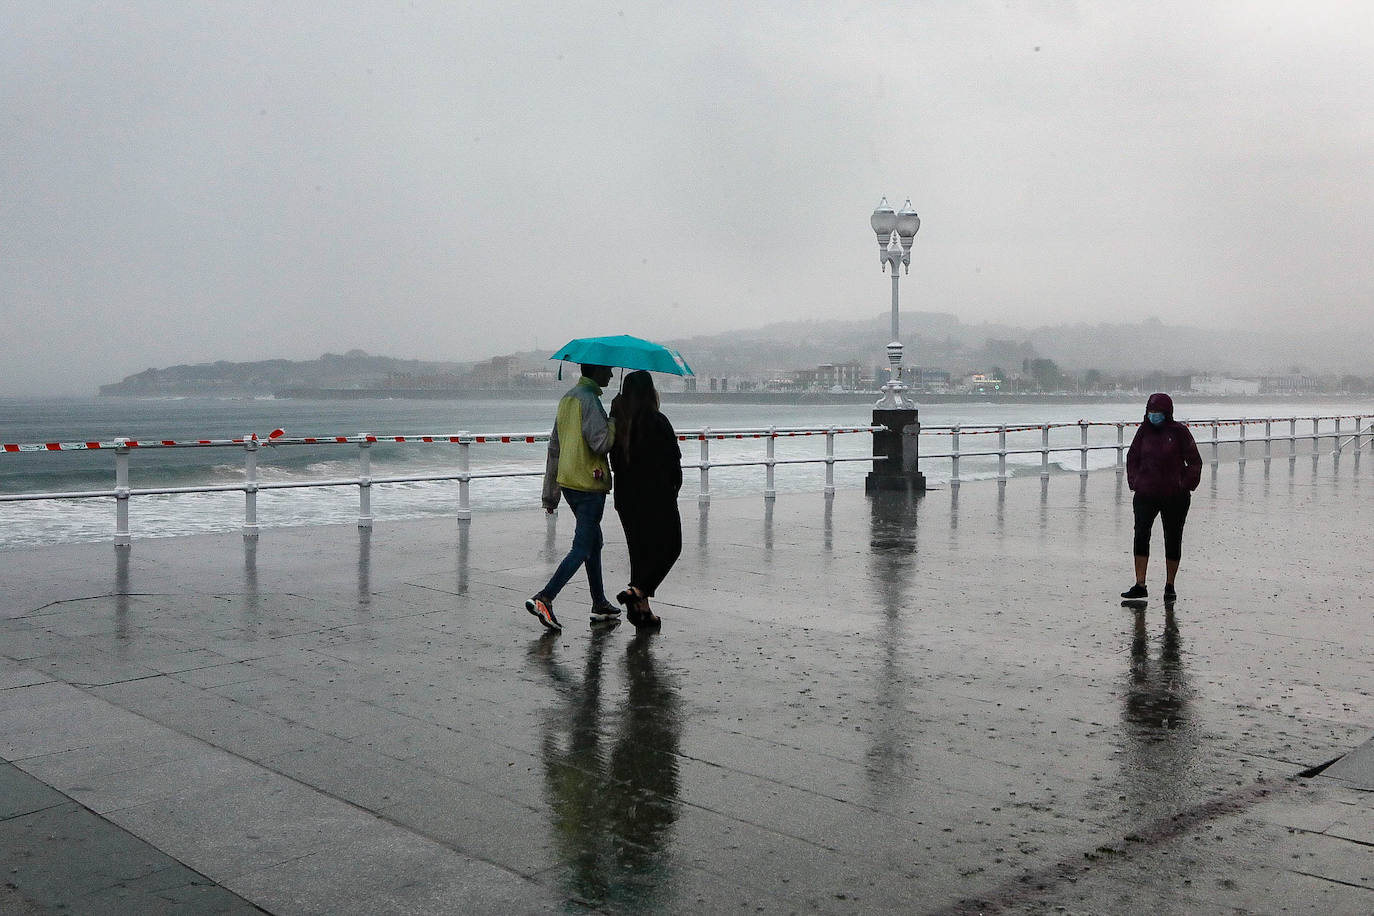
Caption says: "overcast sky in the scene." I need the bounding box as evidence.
[4,1,1372,396]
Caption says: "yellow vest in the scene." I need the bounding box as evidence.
[541,378,615,507]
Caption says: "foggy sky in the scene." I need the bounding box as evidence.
[4,1,1373,396]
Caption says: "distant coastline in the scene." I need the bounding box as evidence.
[272,386,1112,405]
[269,387,1360,406]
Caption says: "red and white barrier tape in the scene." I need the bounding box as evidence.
[923,417,1374,439]
[6,417,1366,452]
[678,427,879,441]
[2,429,287,452]
[2,426,885,452]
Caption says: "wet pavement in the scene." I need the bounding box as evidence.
[1,453,1372,914]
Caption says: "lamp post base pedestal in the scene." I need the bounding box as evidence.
[865,473,927,495]
[866,406,927,495]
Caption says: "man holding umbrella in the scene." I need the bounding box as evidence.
[525,362,620,630]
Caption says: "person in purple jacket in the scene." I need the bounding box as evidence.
[1121,393,1202,603]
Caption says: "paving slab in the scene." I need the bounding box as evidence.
[1321,735,1374,790]
[1,453,1373,914]
[0,760,265,915]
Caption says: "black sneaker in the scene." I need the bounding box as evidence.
[1120,583,1148,600]
[525,595,561,631]
[1163,584,1177,602]
[589,600,621,626]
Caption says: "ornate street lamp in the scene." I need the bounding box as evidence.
[871,197,920,409]
[866,196,926,494]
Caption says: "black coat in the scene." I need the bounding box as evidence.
[1126,393,1202,498]
[610,412,682,511]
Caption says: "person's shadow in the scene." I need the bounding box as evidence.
[530,631,681,912]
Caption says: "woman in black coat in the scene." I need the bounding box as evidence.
[1122,392,1202,604]
[609,370,682,629]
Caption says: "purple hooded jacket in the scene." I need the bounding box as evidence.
[1126,393,1202,498]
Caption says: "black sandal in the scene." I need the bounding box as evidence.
[627,599,661,630]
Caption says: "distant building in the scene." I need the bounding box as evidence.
[383,371,464,390]
[1260,375,1320,395]
[964,373,1004,393]
[1192,376,1260,396]
[911,368,951,391]
[815,361,863,391]
[1137,373,1193,394]
[518,369,556,387]
[469,356,519,389]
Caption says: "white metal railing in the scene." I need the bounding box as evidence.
[2,416,1369,545]
[924,415,1372,487]
[0,425,881,545]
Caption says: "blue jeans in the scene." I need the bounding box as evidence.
[540,487,607,604]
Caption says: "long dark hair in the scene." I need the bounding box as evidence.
[614,370,659,463]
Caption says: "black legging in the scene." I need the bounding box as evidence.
[1132,492,1191,560]
[616,502,682,597]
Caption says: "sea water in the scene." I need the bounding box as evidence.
[1,395,1366,548]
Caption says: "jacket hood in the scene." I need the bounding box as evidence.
[1145,392,1174,420]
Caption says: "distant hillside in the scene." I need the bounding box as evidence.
[99,350,470,397]
[97,314,1369,396]
[663,312,1368,379]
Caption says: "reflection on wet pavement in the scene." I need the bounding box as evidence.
[242,532,260,634]
[1120,606,1199,821]
[532,630,681,912]
[356,527,371,607]
[455,517,469,595]
[865,492,922,794]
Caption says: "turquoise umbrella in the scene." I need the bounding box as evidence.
[549,334,694,377]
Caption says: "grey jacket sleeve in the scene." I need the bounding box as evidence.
[541,423,561,510]
[580,395,614,456]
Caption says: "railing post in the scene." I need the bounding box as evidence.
[358,435,374,528]
[698,428,711,506]
[1263,418,1272,465]
[1079,420,1089,477]
[457,433,472,521]
[1290,417,1298,458]
[243,434,260,538]
[1211,420,1220,464]
[764,426,777,501]
[1313,417,1321,453]
[1115,422,1125,473]
[113,438,131,547]
[824,427,836,497]
[1334,417,1343,454]
[1040,424,1050,479]
[950,424,961,489]
[1237,420,1247,465]
[997,424,1008,482]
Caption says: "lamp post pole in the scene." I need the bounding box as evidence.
[866,196,927,494]
[871,197,920,408]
